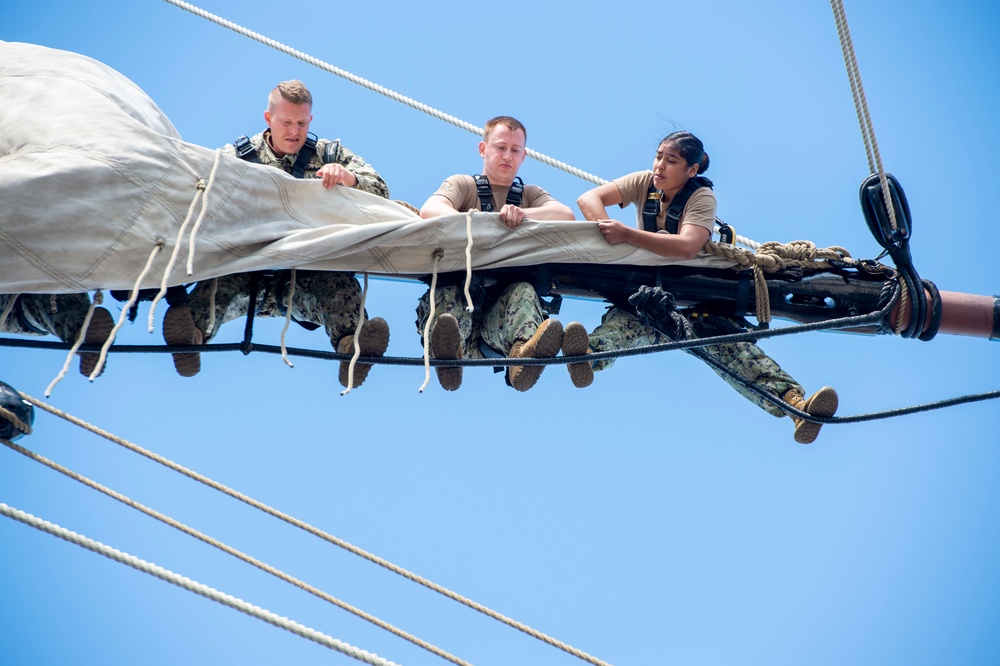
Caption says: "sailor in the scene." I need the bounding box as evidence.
[575,131,839,444]
[0,293,113,377]
[416,115,587,392]
[162,80,391,388]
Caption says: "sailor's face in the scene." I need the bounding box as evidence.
[652,141,699,194]
[264,100,313,156]
[479,126,526,186]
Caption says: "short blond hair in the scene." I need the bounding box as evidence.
[483,115,526,143]
[268,80,313,110]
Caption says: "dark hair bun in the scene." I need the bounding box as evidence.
[699,152,710,175]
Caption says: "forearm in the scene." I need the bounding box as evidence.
[522,201,574,221]
[624,227,706,259]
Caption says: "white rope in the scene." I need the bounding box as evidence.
[0,502,403,666]
[163,0,604,186]
[829,0,899,234]
[205,277,219,337]
[280,268,296,368]
[419,250,444,393]
[147,148,222,330]
[46,299,101,396]
[88,238,169,383]
[185,148,224,275]
[339,272,371,396]
[1,438,471,666]
[463,211,476,312]
[20,392,612,666]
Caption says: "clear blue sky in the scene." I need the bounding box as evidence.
[2,1,999,665]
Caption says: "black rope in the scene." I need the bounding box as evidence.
[2,281,995,424]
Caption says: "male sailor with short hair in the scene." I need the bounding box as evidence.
[416,115,591,392]
[163,80,391,388]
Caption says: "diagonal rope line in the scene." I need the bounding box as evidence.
[162,0,604,186]
[830,0,899,234]
[0,502,403,666]
[0,438,472,666]
[16,393,614,666]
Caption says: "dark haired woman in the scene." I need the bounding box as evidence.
[574,131,838,444]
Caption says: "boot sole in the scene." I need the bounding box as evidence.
[163,305,203,377]
[339,317,390,388]
[510,319,563,392]
[79,307,114,377]
[431,314,463,391]
[795,387,839,444]
[561,321,593,389]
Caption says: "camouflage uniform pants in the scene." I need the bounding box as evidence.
[589,306,802,417]
[186,270,365,347]
[416,281,546,358]
[0,293,93,342]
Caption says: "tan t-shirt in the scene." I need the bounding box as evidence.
[613,170,716,233]
[430,174,557,213]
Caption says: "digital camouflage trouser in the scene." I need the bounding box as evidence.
[589,306,803,417]
[185,270,366,348]
[416,281,546,358]
[0,293,94,342]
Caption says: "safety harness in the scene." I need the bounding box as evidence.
[234,132,341,179]
[473,174,524,211]
[231,131,344,331]
[642,175,734,243]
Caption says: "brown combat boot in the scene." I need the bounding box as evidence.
[783,386,839,444]
[430,313,463,391]
[508,319,563,392]
[337,317,390,388]
[78,306,115,377]
[162,305,204,377]
[561,321,593,388]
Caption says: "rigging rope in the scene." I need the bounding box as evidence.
[0,437,471,666]
[0,502,403,666]
[16,392,614,666]
[163,0,603,187]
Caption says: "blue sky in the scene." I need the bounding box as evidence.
[2,1,999,665]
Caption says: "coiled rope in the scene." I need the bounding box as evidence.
[16,392,614,666]
[0,502,403,666]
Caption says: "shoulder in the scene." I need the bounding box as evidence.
[220,130,265,156]
[522,183,556,206]
[688,186,717,209]
[613,171,653,204]
[432,174,476,210]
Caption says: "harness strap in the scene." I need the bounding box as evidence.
[643,175,714,234]
[291,133,319,179]
[473,174,524,212]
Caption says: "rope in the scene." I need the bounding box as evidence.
[97,238,168,377]
[0,405,31,437]
[701,239,858,323]
[17,392,613,666]
[829,0,899,235]
[340,273,371,396]
[185,147,223,275]
[0,502,403,666]
[463,211,476,312]
[419,250,445,394]
[0,438,471,666]
[46,297,100,395]
[280,268,297,368]
[149,160,207,330]
[162,0,603,186]
[206,277,219,337]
